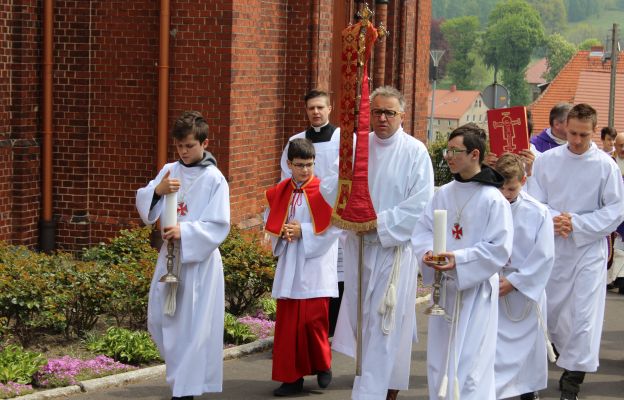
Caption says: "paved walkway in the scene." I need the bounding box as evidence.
[60,292,623,400]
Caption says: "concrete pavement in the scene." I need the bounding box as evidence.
[28,292,624,400]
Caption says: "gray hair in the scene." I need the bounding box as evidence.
[370,86,405,112]
[549,103,572,127]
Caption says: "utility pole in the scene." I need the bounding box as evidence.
[608,23,619,129]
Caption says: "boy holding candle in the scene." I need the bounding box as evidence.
[264,138,340,397]
[136,111,230,400]
[493,153,555,400]
[411,123,513,399]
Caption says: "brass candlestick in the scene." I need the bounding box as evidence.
[159,240,179,283]
[425,255,447,316]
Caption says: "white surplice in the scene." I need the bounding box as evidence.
[269,183,340,300]
[136,161,230,397]
[412,179,514,400]
[280,128,343,281]
[332,128,434,400]
[528,143,624,372]
[495,191,554,399]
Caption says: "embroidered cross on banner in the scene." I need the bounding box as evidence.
[177,202,188,217]
[452,223,463,240]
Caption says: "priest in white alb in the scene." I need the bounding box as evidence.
[528,103,624,400]
[412,123,513,400]
[136,112,230,400]
[331,86,434,400]
[493,153,554,400]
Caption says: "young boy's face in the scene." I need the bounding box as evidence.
[175,135,207,164]
[287,157,315,183]
[500,176,526,203]
[602,136,615,152]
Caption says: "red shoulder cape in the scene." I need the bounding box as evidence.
[265,176,333,236]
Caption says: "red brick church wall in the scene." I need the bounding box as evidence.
[0,0,431,250]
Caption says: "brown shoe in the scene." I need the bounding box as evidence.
[386,389,399,400]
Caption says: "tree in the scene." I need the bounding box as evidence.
[578,38,602,50]
[430,18,450,81]
[545,33,577,81]
[527,0,567,34]
[565,0,601,22]
[482,0,545,105]
[440,16,480,89]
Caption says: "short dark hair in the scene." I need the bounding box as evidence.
[304,89,330,104]
[601,126,617,140]
[287,138,315,161]
[171,111,208,143]
[567,103,598,129]
[448,123,487,163]
[549,103,572,127]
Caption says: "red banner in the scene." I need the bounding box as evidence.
[332,21,378,231]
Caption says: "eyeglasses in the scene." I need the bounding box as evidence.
[291,162,314,170]
[371,109,401,118]
[442,148,468,158]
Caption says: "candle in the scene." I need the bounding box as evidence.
[162,192,178,229]
[433,209,447,256]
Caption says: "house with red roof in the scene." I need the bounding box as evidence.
[529,49,623,146]
[428,86,489,140]
[525,58,549,100]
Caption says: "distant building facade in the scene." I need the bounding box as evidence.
[428,86,489,140]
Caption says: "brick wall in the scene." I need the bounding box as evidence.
[0,1,12,241]
[0,0,432,250]
[8,0,41,247]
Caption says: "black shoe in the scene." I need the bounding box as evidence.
[317,369,332,388]
[607,283,616,290]
[172,397,194,400]
[274,378,304,396]
[560,390,578,400]
[520,392,539,400]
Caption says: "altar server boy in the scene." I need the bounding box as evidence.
[494,153,554,400]
[136,111,230,400]
[264,138,340,396]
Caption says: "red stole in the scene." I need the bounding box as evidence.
[265,177,333,236]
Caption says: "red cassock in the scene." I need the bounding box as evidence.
[272,298,332,382]
[265,176,334,382]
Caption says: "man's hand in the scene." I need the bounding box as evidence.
[422,251,456,271]
[162,223,181,240]
[518,149,535,177]
[553,212,573,238]
[282,221,302,242]
[499,276,515,297]
[155,171,181,196]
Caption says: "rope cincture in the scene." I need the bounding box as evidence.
[378,245,402,335]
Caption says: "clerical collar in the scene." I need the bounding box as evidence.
[306,123,335,143]
[546,128,567,145]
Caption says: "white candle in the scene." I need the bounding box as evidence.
[433,209,447,256]
[162,192,178,229]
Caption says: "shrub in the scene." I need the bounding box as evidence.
[428,138,453,187]
[81,226,157,266]
[220,227,276,316]
[237,316,275,340]
[82,227,157,329]
[0,245,66,344]
[223,313,257,345]
[259,297,277,320]
[86,327,161,365]
[0,345,45,385]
